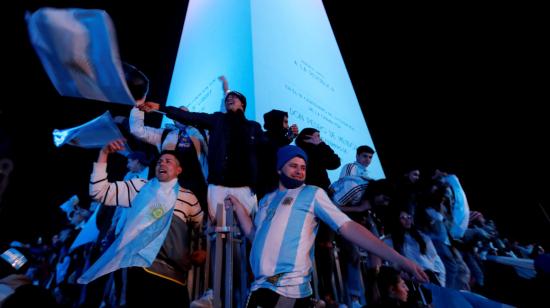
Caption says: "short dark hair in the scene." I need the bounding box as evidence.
[357,145,375,156]
[123,63,149,100]
[225,91,247,111]
[376,266,402,299]
[362,179,394,202]
[159,150,182,166]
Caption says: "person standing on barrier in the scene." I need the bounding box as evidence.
[139,90,262,225]
[139,90,264,306]
[225,145,429,307]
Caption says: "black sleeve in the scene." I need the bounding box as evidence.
[161,106,217,129]
[317,142,341,170]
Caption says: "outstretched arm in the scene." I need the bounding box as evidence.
[138,101,215,129]
[129,107,164,149]
[339,220,429,282]
[219,75,230,94]
[91,139,144,207]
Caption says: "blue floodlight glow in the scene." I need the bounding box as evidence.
[165,0,384,181]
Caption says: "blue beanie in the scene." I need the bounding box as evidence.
[277,145,308,170]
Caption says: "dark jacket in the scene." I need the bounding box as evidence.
[256,109,295,199]
[163,106,266,190]
[296,128,341,192]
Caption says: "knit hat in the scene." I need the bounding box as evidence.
[225,91,247,111]
[277,145,308,170]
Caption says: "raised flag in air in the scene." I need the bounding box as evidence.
[53,111,129,155]
[26,7,134,105]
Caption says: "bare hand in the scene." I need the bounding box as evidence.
[138,101,160,113]
[101,139,126,155]
[290,124,299,137]
[190,249,207,266]
[219,75,229,92]
[304,134,322,145]
[398,258,429,283]
[224,194,239,210]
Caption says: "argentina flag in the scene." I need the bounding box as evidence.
[26,7,135,105]
[52,111,129,155]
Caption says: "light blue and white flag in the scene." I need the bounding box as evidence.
[78,178,178,284]
[26,7,134,105]
[59,194,79,220]
[445,174,470,240]
[486,255,536,279]
[69,204,100,253]
[52,111,128,153]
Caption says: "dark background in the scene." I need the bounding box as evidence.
[2,1,548,248]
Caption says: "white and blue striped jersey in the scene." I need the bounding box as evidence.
[250,185,351,298]
[339,162,370,180]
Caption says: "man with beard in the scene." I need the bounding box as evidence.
[140,93,266,306]
[256,109,299,200]
[224,145,428,307]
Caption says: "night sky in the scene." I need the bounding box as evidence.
[2,1,548,248]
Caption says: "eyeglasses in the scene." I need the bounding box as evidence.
[400,214,413,220]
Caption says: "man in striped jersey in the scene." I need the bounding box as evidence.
[226,145,428,307]
[78,139,203,308]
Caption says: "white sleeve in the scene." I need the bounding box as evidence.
[129,107,164,150]
[339,163,358,178]
[175,189,204,227]
[313,188,351,232]
[89,162,145,207]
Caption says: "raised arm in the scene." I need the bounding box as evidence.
[129,107,164,149]
[219,75,230,94]
[139,102,216,129]
[90,139,145,207]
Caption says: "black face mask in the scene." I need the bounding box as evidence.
[279,171,304,189]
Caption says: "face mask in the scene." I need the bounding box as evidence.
[280,172,304,189]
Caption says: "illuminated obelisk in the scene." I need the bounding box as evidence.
[166,0,384,181]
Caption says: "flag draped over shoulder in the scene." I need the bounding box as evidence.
[53,111,128,152]
[26,7,135,105]
[78,178,178,284]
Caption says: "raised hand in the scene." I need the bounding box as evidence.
[397,257,429,283]
[304,134,322,145]
[290,124,299,137]
[101,138,126,155]
[138,101,160,113]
